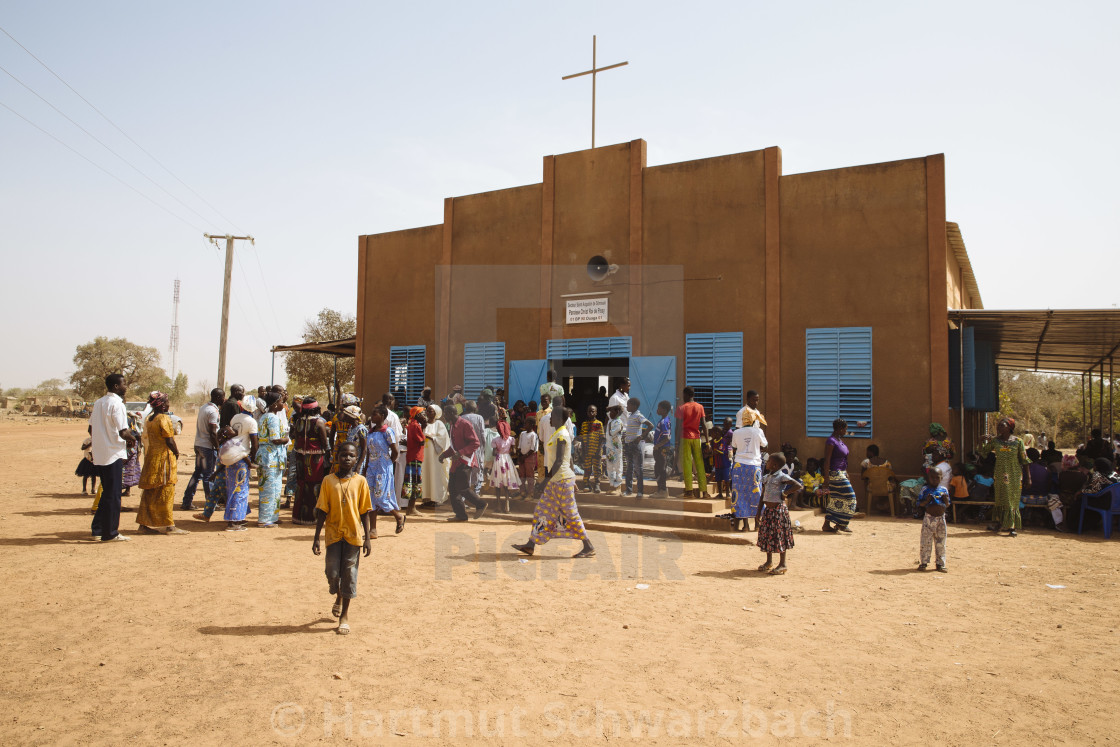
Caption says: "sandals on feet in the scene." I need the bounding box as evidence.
[396,515,406,534]
[331,601,342,618]
[573,548,596,559]
[768,567,787,575]
[757,562,773,571]
[336,623,350,635]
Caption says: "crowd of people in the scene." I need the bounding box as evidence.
[78,371,1120,630]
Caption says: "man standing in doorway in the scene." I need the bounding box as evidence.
[540,369,565,402]
[90,373,137,542]
[676,386,709,498]
[181,388,225,511]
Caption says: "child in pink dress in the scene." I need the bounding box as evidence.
[489,421,521,512]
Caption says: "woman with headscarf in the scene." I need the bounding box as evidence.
[822,418,858,533]
[363,403,406,535]
[331,394,362,470]
[923,423,955,467]
[255,392,290,527]
[136,392,188,535]
[291,397,331,525]
[512,397,595,559]
[421,403,450,507]
[977,416,1031,536]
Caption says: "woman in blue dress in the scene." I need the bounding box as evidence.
[364,404,406,536]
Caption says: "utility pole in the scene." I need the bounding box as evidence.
[204,233,254,391]
[169,278,180,379]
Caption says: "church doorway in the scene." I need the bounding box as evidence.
[553,357,628,422]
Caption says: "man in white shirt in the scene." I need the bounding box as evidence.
[90,373,137,542]
[181,388,226,511]
[736,390,769,429]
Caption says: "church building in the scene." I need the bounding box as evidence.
[354,139,983,474]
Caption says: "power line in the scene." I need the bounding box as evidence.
[0,23,248,235]
[0,62,218,229]
[0,98,204,233]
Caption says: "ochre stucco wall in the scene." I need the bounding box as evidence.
[779,157,936,479]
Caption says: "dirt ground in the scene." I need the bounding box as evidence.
[1,417,1118,745]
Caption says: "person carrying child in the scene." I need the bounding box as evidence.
[576,405,605,493]
[756,453,801,575]
[312,442,372,635]
[917,466,950,571]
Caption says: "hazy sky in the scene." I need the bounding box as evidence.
[1,1,1117,392]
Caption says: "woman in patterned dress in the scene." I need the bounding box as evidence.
[978,416,1032,536]
[512,397,596,559]
[822,419,858,533]
[255,393,290,527]
[136,392,188,535]
[291,398,331,525]
[364,404,406,536]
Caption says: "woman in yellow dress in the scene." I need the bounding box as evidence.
[136,391,189,535]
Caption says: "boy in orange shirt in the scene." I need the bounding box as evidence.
[313,442,372,635]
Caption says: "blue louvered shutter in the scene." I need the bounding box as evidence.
[685,332,743,423]
[463,342,505,399]
[389,345,425,406]
[806,328,872,438]
[546,336,632,360]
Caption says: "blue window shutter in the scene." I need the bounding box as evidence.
[389,345,426,407]
[547,336,632,360]
[463,342,506,399]
[962,326,976,410]
[806,328,872,438]
[685,332,743,423]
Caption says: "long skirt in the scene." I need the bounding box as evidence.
[993,480,1023,530]
[731,463,762,518]
[757,502,795,553]
[403,461,423,503]
[136,484,175,528]
[530,479,588,545]
[224,459,251,522]
[294,453,328,524]
[825,470,858,528]
[122,450,141,488]
[490,453,521,490]
[258,464,283,524]
[366,456,399,512]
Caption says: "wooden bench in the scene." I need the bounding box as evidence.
[951,499,1052,524]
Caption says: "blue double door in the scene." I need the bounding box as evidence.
[507,337,676,429]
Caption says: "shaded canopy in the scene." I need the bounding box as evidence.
[949,309,1120,373]
[271,337,355,358]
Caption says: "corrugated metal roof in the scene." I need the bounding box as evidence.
[948,309,1120,373]
[946,222,982,309]
[271,337,355,357]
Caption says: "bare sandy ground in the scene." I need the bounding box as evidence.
[0,416,1117,745]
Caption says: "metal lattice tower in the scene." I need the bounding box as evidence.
[169,278,180,379]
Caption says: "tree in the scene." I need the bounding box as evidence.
[283,308,356,405]
[31,378,70,396]
[71,336,166,401]
[169,372,189,404]
[996,370,1116,449]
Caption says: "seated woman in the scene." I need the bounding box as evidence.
[1022,449,1055,505]
[1070,457,1119,531]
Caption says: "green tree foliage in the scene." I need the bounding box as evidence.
[70,336,167,401]
[169,372,189,404]
[998,370,1116,449]
[283,309,355,405]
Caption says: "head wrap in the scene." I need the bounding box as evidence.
[497,420,511,439]
[343,405,363,421]
[301,397,320,412]
[929,423,947,438]
[340,393,360,407]
[147,391,169,409]
[1002,416,1016,433]
[428,404,443,420]
[409,406,423,420]
[481,387,494,398]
